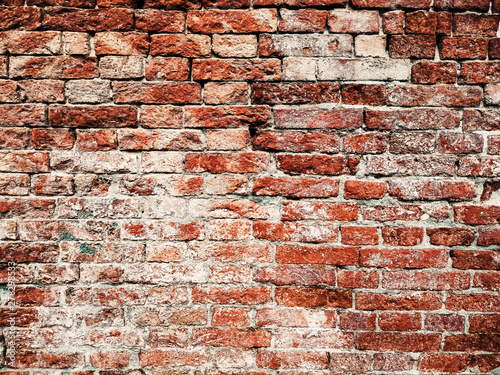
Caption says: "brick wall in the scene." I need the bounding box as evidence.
[0,0,500,373]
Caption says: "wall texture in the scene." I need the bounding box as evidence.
[0,0,500,373]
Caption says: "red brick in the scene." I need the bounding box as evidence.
[341,84,386,105]
[424,313,465,332]
[77,129,117,151]
[0,6,41,30]
[339,312,376,330]
[454,205,500,225]
[406,11,436,34]
[209,219,251,240]
[474,272,500,291]
[50,105,136,128]
[276,244,358,266]
[439,133,483,154]
[139,106,183,129]
[257,350,328,370]
[360,248,448,268]
[341,226,378,245]
[185,106,272,128]
[352,0,431,8]
[418,353,469,373]
[277,155,359,176]
[443,333,500,352]
[193,59,280,81]
[144,0,201,9]
[389,35,436,58]
[382,270,470,290]
[254,222,337,243]
[478,228,500,246]
[343,133,387,154]
[362,204,423,221]
[251,83,339,104]
[389,132,435,153]
[357,332,441,352]
[256,308,336,328]
[411,62,457,84]
[344,180,387,200]
[481,181,500,201]
[437,12,453,34]
[469,314,500,333]
[204,82,247,105]
[275,108,362,130]
[383,10,404,34]
[279,9,327,32]
[460,62,500,84]
[446,293,500,311]
[31,175,74,196]
[452,250,500,270]
[490,38,500,59]
[18,80,65,103]
[252,130,339,153]
[0,174,29,195]
[139,349,210,367]
[192,286,271,304]
[373,353,413,371]
[435,0,489,10]
[275,287,352,308]
[387,84,482,107]
[10,56,98,79]
[454,14,500,36]
[13,351,84,369]
[328,10,379,33]
[28,0,95,5]
[253,177,339,198]
[212,307,250,327]
[150,34,210,57]
[113,82,201,104]
[97,0,140,6]
[0,152,49,173]
[254,266,336,286]
[427,227,474,246]
[42,8,134,32]
[135,10,186,33]
[379,312,421,331]
[187,10,277,33]
[337,270,379,288]
[122,221,203,241]
[186,152,268,173]
[192,328,271,348]
[0,31,61,55]
[382,227,423,246]
[440,37,488,60]
[254,0,345,5]
[118,129,202,151]
[366,108,460,130]
[329,353,371,372]
[203,0,249,8]
[89,351,129,369]
[281,201,358,221]
[389,180,477,201]
[94,32,149,56]
[0,242,59,262]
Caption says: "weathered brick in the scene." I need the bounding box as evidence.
[94,32,149,56]
[277,155,359,176]
[42,8,134,32]
[387,84,482,107]
[213,35,257,57]
[113,82,201,104]
[279,9,327,32]
[440,37,488,60]
[252,82,338,104]
[193,59,280,81]
[135,10,186,32]
[411,62,458,84]
[260,34,351,58]
[10,56,98,79]
[187,10,277,33]
[150,34,211,57]
[389,35,436,58]
[328,10,379,33]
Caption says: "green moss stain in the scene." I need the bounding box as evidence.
[80,243,96,254]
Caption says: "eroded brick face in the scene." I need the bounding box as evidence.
[0,0,499,373]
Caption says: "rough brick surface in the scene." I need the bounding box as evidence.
[0,1,499,374]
